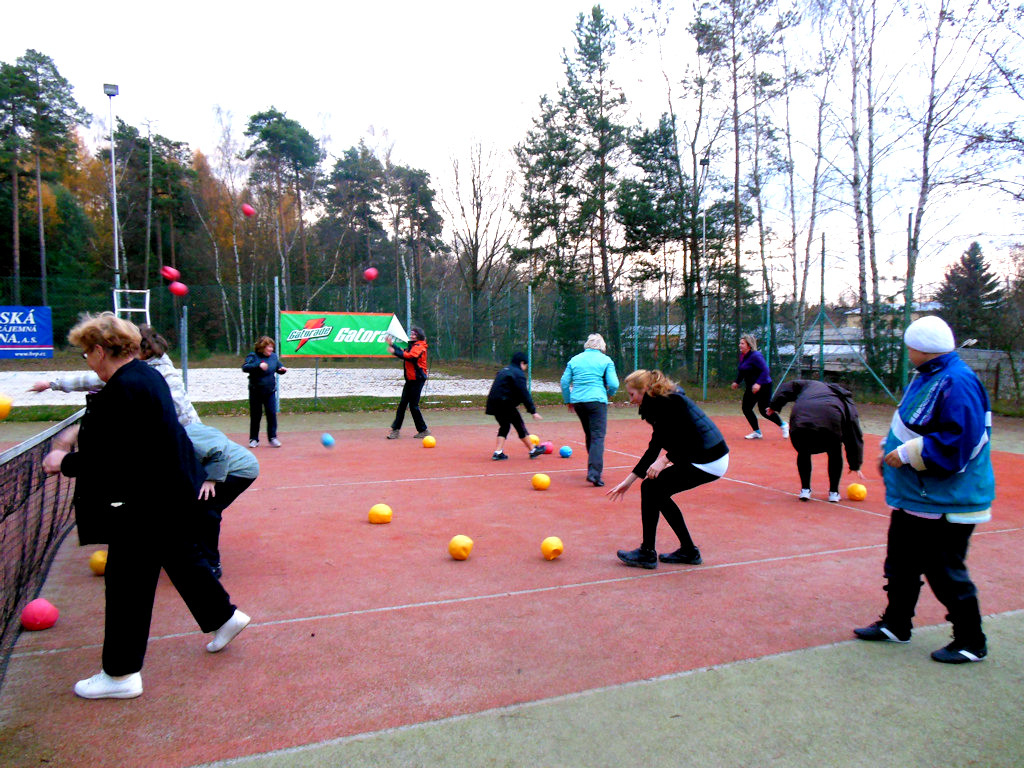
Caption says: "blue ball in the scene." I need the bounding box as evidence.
[559,445,572,458]
[321,433,335,448]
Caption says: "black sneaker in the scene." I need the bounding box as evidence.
[659,546,703,565]
[616,547,658,569]
[853,620,911,643]
[931,640,987,664]
[492,452,509,461]
[529,445,545,459]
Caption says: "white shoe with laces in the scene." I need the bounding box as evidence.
[269,438,282,447]
[74,671,143,699]
[744,430,763,440]
[781,422,790,438]
[828,491,841,503]
[249,439,258,449]
[799,488,812,501]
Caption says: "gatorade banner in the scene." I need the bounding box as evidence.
[279,311,408,358]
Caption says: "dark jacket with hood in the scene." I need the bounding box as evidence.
[769,379,864,470]
[485,354,536,415]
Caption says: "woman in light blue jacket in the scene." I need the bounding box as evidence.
[561,333,619,487]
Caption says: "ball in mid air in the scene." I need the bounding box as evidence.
[321,433,335,448]
[168,281,189,296]
[159,265,180,281]
[241,203,256,217]
[363,267,379,281]
[0,393,11,421]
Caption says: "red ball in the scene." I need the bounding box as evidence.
[168,281,189,296]
[160,265,180,281]
[241,203,256,218]
[364,267,379,281]
[21,598,59,631]
[542,441,554,454]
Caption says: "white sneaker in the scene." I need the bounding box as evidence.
[744,431,763,440]
[828,491,841,503]
[206,609,250,653]
[74,671,143,699]
[249,439,258,449]
[798,488,812,501]
[781,422,790,439]
[269,438,282,447]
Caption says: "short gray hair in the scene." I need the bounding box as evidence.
[584,333,606,352]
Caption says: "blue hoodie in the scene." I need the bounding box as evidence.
[882,351,994,521]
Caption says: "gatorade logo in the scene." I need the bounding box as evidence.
[287,318,332,351]
[332,327,391,344]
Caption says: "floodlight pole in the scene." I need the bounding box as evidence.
[104,84,121,292]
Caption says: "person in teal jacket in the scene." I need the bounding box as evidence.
[560,333,619,487]
[854,315,995,664]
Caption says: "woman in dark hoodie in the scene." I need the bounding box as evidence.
[485,351,544,460]
[767,379,864,502]
[607,369,729,569]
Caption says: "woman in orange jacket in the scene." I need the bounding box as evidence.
[386,326,430,439]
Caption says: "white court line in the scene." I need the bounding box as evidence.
[15,526,1021,661]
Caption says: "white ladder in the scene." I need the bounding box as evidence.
[112,289,151,326]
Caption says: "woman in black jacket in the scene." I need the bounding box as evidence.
[42,312,249,700]
[767,379,864,502]
[242,335,288,448]
[607,369,729,569]
[485,351,544,460]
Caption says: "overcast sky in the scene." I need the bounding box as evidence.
[5,0,1022,302]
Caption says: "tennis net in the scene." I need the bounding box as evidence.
[0,409,84,692]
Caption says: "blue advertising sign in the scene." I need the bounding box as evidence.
[0,306,54,359]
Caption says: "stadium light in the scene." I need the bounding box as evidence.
[104,84,121,291]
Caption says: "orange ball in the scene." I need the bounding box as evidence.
[368,503,393,524]
[88,550,108,576]
[847,483,867,501]
[541,536,564,560]
[448,534,474,560]
[531,473,551,491]
[422,435,436,448]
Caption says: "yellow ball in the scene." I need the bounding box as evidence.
[531,473,551,491]
[88,550,107,576]
[847,483,867,501]
[528,434,540,446]
[541,536,564,561]
[422,435,437,448]
[368,503,393,524]
[448,534,474,560]
[0,393,11,421]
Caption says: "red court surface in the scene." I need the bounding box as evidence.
[2,415,1022,767]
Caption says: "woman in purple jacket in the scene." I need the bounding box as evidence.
[730,334,787,440]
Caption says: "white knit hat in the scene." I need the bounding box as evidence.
[904,315,955,354]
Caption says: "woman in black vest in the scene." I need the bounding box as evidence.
[607,369,729,569]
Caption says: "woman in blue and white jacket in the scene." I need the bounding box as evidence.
[854,315,995,664]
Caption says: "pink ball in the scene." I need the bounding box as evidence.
[168,281,189,297]
[160,265,180,281]
[542,441,554,454]
[364,267,379,281]
[241,203,256,218]
[21,598,59,631]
